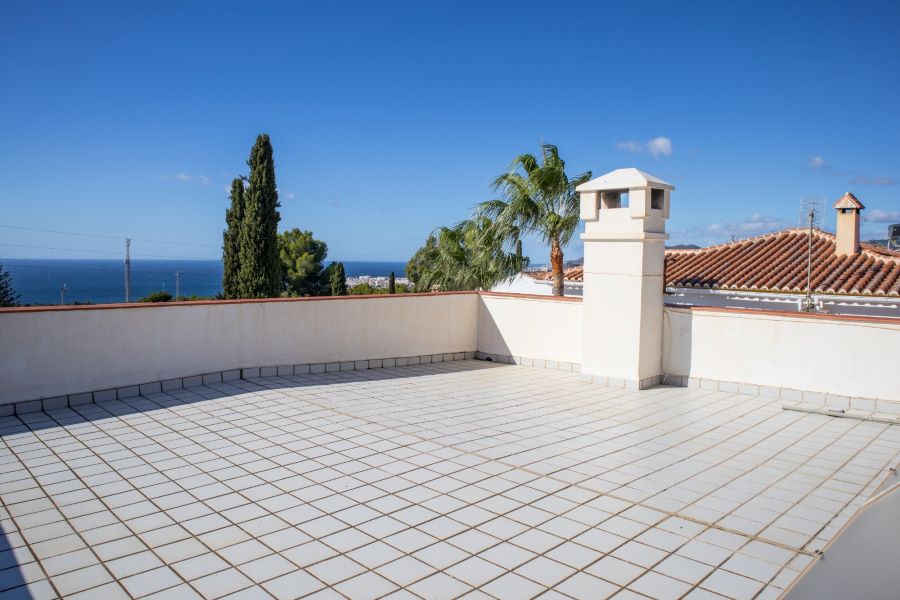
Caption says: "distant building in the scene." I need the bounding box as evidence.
[495,192,900,318]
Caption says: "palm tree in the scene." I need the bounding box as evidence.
[477,144,591,296]
[408,217,527,292]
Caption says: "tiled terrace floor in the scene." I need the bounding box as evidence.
[1,361,899,600]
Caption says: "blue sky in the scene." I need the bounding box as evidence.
[1,0,898,264]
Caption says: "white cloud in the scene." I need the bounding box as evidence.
[646,136,672,158]
[864,209,900,223]
[615,136,673,158]
[807,156,850,177]
[616,140,642,153]
[163,173,211,185]
[851,175,898,186]
[674,214,787,245]
[284,192,296,200]
[808,156,897,185]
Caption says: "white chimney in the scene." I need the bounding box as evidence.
[576,168,673,389]
[833,192,864,256]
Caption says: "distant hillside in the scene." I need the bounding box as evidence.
[667,244,701,250]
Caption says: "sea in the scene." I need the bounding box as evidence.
[1,259,408,306]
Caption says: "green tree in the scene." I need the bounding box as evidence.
[406,236,438,290]
[407,217,528,292]
[279,229,329,296]
[0,262,20,307]
[238,134,281,298]
[477,144,590,296]
[388,272,396,294]
[222,177,245,299]
[349,282,379,295]
[138,291,173,303]
[328,261,348,295]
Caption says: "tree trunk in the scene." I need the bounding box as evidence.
[550,238,564,297]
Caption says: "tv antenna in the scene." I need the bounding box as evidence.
[799,196,825,312]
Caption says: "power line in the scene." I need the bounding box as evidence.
[1,260,221,275]
[0,242,213,261]
[0,224,220,248]
[0,223,412,258]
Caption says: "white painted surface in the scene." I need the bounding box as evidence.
[574,167,674,192]
[579,167,672,385]
[0,294,479,404]
[663,306,900,401]
[491,273,583,297]
[5,286,899,406]
[477,294,583,365]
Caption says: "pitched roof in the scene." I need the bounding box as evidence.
[525,229,900,296]
[527,268,584,283]
[575,168,674,192]
[833,192,865,210]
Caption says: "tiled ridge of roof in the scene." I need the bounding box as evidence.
[524,228,900,296]
[526,267,583,282]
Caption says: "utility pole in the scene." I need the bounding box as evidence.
[124,238,132,303]
[60,283,67,306]
[175,270,181,301]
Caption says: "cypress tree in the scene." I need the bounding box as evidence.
[238,134,281,298]
[222,177,245,299]
[388,271,396,294]
[329,262,347,296]
[0,262,19,307]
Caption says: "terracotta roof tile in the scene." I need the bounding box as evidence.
[525,229,900,297]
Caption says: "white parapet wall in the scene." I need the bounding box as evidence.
[6,290,897,411]
[0,293,480,406]
[663,305,900,403]
[477,292,583,368]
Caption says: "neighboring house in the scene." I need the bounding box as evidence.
[493,268,585,296]
[496,192,900,318]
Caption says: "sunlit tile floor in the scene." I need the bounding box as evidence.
[1,360,899,600]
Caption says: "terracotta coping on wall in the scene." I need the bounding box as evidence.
[0,290,582,315]
[665,303,900,326]
[0,291,479,314]
[478,291,583,302]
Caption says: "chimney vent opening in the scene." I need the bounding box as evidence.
[600,190,629,210]
[650,188,664,210]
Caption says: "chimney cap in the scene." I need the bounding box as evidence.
[833,192,864,210]
[576,168,674,193]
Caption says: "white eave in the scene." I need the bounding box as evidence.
[575,167,674,192]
